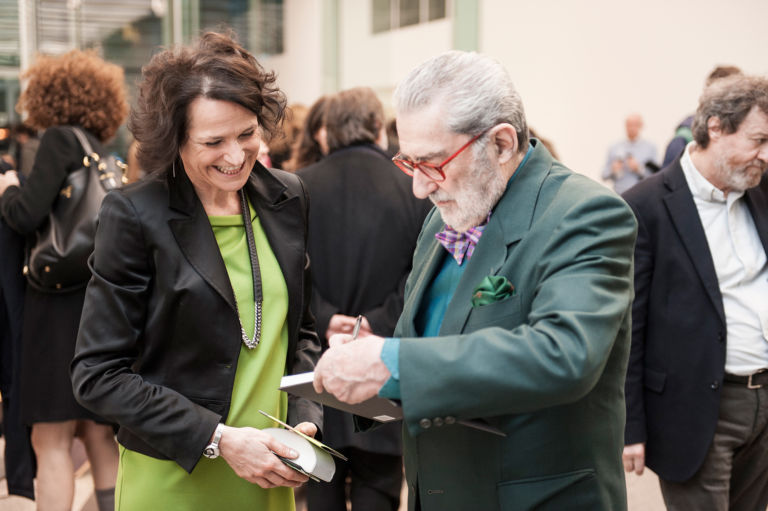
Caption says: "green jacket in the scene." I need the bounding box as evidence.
[394,140,637,511]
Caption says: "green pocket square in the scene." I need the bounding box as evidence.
[471,275,515,307]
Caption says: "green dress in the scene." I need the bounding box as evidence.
[115,199,295,510]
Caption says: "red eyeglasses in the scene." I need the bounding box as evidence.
[392,131,486,182]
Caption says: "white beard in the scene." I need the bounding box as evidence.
[714,153,766,193]
[430,147,508,232]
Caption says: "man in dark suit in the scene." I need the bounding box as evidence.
[298,87,431,511]
[622,74,768,510]
[313,51,637,511]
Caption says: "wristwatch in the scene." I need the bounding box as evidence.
[203,423,225,459]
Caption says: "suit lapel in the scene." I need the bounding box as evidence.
[399,211,448,337]
[167,169,237,311]
[662,164,726,324]
[440,140,551,334]
[245,164,304,343]
[744,178,768,255]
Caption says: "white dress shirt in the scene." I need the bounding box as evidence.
[681,144,768,375]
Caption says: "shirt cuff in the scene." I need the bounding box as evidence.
[378,337,401,399]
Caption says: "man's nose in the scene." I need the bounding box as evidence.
[412,168,438,199]
[757,145,768,166]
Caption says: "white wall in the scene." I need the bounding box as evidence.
[267,0,768,183]
[480,0,768,182]
[337,0,452,106]
[262,0,325,106]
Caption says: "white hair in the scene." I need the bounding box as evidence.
[393,51,529,151]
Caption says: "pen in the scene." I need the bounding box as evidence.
[351,315,363,340]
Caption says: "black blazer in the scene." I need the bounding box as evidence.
[297,144,430,454]
[297,144,431,340]
[622,160,768,482]
[71,163,322,473]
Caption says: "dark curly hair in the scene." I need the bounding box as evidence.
[16,50,128,142]
[130,30,287,175]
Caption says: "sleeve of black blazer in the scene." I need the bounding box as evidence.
[623,195,653,445]
[285,172,324,433]
[0,127,81,234]
[72,190,221,472]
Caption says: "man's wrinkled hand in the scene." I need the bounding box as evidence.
[313,335,390,404]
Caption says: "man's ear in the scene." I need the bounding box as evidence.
[707,116,722,142]
[490,123,519,165]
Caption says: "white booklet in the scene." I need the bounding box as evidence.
[279,372,403,422]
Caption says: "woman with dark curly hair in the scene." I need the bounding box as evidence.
[70,31,323,509]
[0,49,128,511]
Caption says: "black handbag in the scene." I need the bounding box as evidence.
[24,126,124,292]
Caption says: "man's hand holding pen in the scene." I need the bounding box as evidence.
[313,315,391,405]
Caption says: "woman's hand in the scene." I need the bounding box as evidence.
[217,425,309,488]
[0,170,20,196]
[292,421,318,438]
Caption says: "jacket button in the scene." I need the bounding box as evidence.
[444,416,456,425]
[717,331,724,342]
[711,380,719,390]
[419,418,432,429]
[433,417,444,427]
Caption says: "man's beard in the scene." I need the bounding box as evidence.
[430,147,508,232]
[714,152,766,193]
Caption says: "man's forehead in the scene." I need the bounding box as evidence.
[731,106,768,136]
[396,104,455,159]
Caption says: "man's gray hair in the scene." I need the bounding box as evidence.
[393,51,529,152]
[692,74,768,149]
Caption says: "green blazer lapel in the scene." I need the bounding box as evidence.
[439,140,552,334]
[397,211,448,338]
[167,168,237,312]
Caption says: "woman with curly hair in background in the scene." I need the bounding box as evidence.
[0,49,128,511]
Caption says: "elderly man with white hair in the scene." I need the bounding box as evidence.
[314,51,638,511]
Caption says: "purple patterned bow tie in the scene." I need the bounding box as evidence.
[435,214,491,265]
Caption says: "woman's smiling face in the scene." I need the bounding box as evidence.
[179,97,262,206]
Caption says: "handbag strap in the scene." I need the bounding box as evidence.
[69,126,120,190]
[70,126,98,159]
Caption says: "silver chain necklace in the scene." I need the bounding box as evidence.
[238,188,263,349]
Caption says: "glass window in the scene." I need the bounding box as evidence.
[398,0,419,28]
[199,0,283,56]
[372,0,391,34]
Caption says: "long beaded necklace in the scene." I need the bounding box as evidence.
[237,188,263,349]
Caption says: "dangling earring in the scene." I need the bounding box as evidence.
[172,159,176,178]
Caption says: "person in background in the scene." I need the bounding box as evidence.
[313,50,637,511]
[0,49,128,511]
[298,87,431,511]
[284,96,329,172]
[11,123,40,178]
[622,74,768,511]
[0,157,35,501]
[602,113,658,194]
[268,103,309,170]
[661,65,743,168]
[125,139,146,184]
[70,31,322,510]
